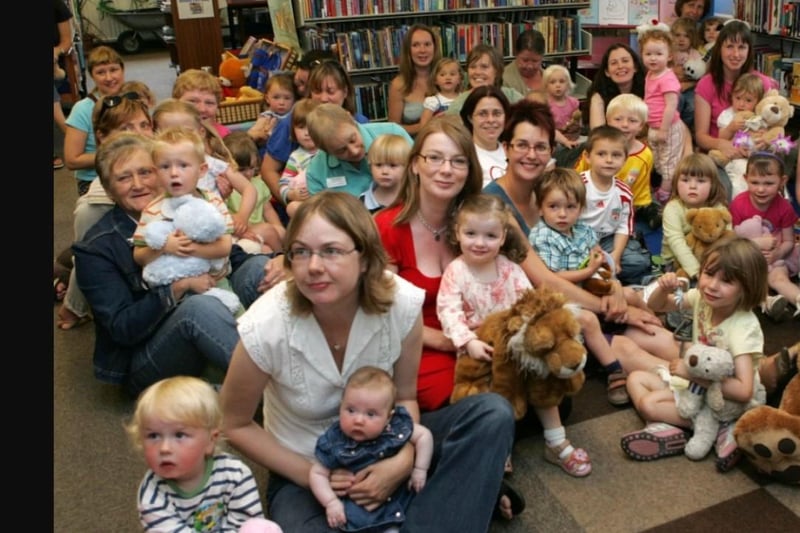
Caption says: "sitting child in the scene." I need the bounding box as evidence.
[248,72,297,146]
[418,57,464,129]
[278,98,319,218]
[543,64,582,150]
[671,16,704,130]
[361,134,410,213]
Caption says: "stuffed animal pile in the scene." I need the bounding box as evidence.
[450,287,586,420]
[142,195,241,314]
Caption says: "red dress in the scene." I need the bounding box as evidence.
[375,205,456,411]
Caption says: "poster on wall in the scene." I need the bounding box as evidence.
[659,0,678,25]
[598,0,629,25]
[177,0,213,20]
[630,0,659,25]
[269,0,302,54]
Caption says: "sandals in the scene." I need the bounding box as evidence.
[544,439,592,477]
[56,305,91,331]
[607,370,630,406]
[492,479,525,520]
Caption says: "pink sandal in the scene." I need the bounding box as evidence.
[545,439,592,477]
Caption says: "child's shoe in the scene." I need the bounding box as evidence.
[607,370,630,406]
[762,294,793,322]
[544,439,592,477]
[714,421,741,472]
[620,422,689,461]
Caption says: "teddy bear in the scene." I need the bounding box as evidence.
[450,287,587,420]
[562,109,583,142]
[219,53,249,100]
[750,89,795,147]
[142,195,241,314]
[582,249,616,297]
[674,343,766,460]
[674,206,735,279]
[683,57,706,81]
[734,342,800,485]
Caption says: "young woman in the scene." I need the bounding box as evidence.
[586,44,646,130]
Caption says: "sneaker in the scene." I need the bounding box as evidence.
[53,155,65,170]
[607,370,631,406]
[763,295,793,322]
[714,421,741,472]
[620,422,689,461]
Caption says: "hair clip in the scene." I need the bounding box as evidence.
[723,18,750,30]
[636,19,671,38]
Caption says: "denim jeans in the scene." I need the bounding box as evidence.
[125,294,239,396]
[229,253,270,309]
[679,88,695,131]
[266,393,515,533]
[599,234,652,286]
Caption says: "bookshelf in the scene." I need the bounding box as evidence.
[291,1,592,120]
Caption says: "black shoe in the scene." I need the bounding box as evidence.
[493,479,526,520]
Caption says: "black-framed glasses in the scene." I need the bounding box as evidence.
[98,92,142,121]
[417,153,469,170]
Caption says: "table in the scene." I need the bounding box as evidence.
[226,0,269,49]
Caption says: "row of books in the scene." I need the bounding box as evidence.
[299,17,582,71]
[733,0,800,37]
[754,47,799,101]
[295,0,586,20]
[354,82,390,120]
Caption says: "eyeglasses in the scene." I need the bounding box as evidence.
[508,140,551,155]
[287,246,358,263]
[417,153,469,170]
[98,92,142,121]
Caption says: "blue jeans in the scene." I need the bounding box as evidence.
[679,88,695,131]
[266,393,515,533]
[229,253,270,309]
[125,294,239,396]
[599,234,652,286]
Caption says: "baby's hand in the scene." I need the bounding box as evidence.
[465,339,493,361]
[657,272,681,292]
[588,247,605,273]
[669,358,688,378]
[408,467,427,492]
[164,232,193,256]
[325,499,346,529]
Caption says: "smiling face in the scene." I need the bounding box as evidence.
[106,148,159,217]
[311,76,347,106]
[141,416,217,492]
[471,96,506,148]
[90,62,125,97]
[678,0,706,21]
[745,162,786,211]
[467,53,498,89]
[504,121,553,186]
[456,211,506,268]
[153,140,207,197]
[325,123,365,163]
[178,89,219,124]
[410,131,471,204]
[719,36,751,74]
[409,29,435,69]
[641,38,671,74]
[605,47,637,90]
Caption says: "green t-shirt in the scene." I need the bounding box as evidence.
[225,177,271,224]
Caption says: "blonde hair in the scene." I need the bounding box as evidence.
[290,98,321,142]
[120,80,156,108]
[265,72,297,100]
[732,73,765,101]
[450,193,528,263]
[701,236,768,311]
[306,103,357,152]
[534,168,587,210]
[606,93,648,124]
[172,69,222,104]
[429,57,463,94]
[670,153,727,207]
[638,29,673,51]
[125,376,222,452]
[152,127,207,168]
[86,45,124,75]
[542,64,575,93]
[368,134,411,166]
[345,366,396,408]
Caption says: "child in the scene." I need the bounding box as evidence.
[700,16,724,62]
[577,93,659,231]
[172,68,231,138]
[621,237,767,472]
[361,134,410,214]
[731,152,800,320]
[578,126,652,287]
[437,194,593,473]
[715,73,764,198]
[638,22,687,203]
[542,64,582,150]
[152,98,257,239]
[278,98,319,218]
[670,17,704,130]
[132,127,234,290]
[248,72,297,146]
[418,58,463,128]
[309,366,434,532]
[126,376,282,532]
[222,131,286,253]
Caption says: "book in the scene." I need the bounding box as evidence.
[791,61,800,105]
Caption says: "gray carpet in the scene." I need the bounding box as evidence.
[53,50,800,533]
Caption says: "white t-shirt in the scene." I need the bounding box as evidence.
[475,143,507,187]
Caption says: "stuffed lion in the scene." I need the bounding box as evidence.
[450,287,587,420]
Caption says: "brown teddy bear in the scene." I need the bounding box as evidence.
[450,287,587,420]
[675,206,735,279]
[734,343,800,485]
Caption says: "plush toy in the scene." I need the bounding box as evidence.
[450,287,587,420]
[562,109,583,142]
[752,89,795,146]
[683,57,706,81]
[219,53,249,100]
[582,249,616,297]
[734,342,800,484]
[142,195,241,314]
[674,343,765,460]
[675,206,735,279]
[247,46,284,93]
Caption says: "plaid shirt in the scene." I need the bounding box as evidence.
[530,219,598,273]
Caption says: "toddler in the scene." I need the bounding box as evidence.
[278,98,320,218]
[700,16,725,61]
[437,194,593,474]
[310,366,433,532]
[543,64,582,150]
[126,376,282,532]
[621,237,767,472]
[638,22,687,203]
[361,133,410,213]
[248,72,297,146]
[671,17,704,130]
[222,131,286,253]
[715,73,764,198]
[172,68,231,138]
[731,152,800,320]
[418,57,463,128]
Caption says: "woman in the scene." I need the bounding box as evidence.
[586,43,646,130]
[387,24,441,137]
[502,29,546,95]
[220,191,516,531]
[460,85,511,187]
[64,45,126,196]
[674,0,710,22]
[72,133,241,396]
[446,44,524,116]
[305,103,412,197]
[694,19,779,198]
[57,92,154,330]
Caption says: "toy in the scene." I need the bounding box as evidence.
[219,53,249,100]
[752,89,795,146]
[247,46,283,94]
[562,110,583,142]
[674,343,765,460]
[450,287,587,420]
[734,343,800,484]
[142,195,241,314]
[675,206,735,279]
[683,57,706,81]
[582,249,616,297]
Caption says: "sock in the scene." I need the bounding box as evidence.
[604,360,623,374]
[544,426,574,459]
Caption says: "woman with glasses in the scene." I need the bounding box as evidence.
[459,85,511,187]
[445,43,524,117]
[63,45,126,196]
[220,190,516,531]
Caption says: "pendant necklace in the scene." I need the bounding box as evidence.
[417,211,447,241]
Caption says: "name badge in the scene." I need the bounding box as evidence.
[326,176,347,188]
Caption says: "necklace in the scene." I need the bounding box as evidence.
[417,212,447,241]
[331,342,343,352]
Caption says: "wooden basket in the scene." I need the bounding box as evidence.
[216,97,263,125]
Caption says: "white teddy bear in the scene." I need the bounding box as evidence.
[142,195,242,314]
[675,344,765,460]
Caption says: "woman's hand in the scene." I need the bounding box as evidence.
[256,254,287,293]
[601,281,627,321]
[623,306,662,335]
